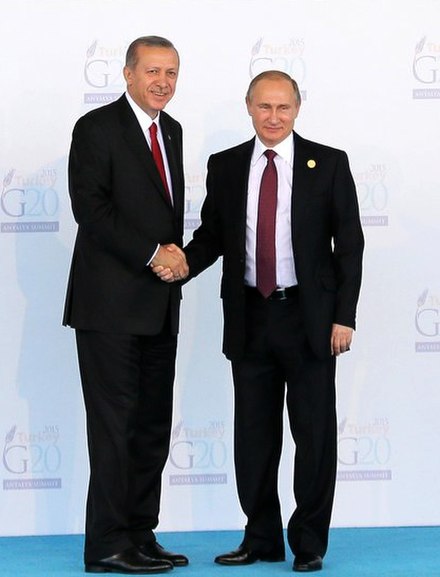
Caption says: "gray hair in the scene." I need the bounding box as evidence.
[246,70,301,105]
[125,36,179,68]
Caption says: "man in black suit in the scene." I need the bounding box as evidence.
[155,70,364,572]
[63,36,190,574]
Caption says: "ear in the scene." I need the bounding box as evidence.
[245,96,252,116]
[123,66,132,85]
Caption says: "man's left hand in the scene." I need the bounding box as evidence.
[331,324,353,356]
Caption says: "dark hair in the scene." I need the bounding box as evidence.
[125,36,179,68]
[246,70,301,105]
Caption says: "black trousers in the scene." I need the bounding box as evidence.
[231,289,337,558]
[76,328,177,563]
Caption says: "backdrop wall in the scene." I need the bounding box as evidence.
[1,0,439,536]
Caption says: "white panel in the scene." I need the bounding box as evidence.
[1,0,439,535]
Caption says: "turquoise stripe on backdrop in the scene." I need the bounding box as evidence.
[1,528,439,576]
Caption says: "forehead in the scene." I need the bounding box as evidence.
[250,78,296,103]
[134,46,179,68]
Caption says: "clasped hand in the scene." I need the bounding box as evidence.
[150,244,188,282]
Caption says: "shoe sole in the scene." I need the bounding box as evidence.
[85,565,172,574]
[215,556,285,565]
[170,560,189,567]
[293,562,323,572]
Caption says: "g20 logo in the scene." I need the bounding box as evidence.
[413,37,440,84]
[338,436,391,467]
[169,439,227,470]
[84,40,124,89]
[1,169,59,219]
[249,37,306,82]
[2,425,61,476]
[1,187,59,218]
[356,165,388,214]
[415,289,440,337]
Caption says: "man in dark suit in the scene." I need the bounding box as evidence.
[155,70,364,572]
[63,36,189,574]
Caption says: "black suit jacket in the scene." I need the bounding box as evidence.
[185,132,364,360]
[63,95,185,335]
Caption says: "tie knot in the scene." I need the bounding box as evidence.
[149,122,158,137]
[264,149,276,162]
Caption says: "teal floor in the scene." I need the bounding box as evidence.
[1,527,439,576]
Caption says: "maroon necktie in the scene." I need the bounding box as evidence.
[149,122,172,205]
[256,150,277,298]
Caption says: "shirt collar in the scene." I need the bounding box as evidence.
[125,91,160,133]
[251,132,294,167]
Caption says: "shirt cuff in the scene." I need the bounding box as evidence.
[147,244,160,266]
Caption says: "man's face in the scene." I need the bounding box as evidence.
[246,78,300,147]
[124,45,179,118]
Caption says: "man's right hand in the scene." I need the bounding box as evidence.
[150,244,188,281]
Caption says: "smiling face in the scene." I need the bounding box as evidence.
[123,45,179,118]
[246,76,300,147]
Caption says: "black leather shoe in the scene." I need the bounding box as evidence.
[215,545,285,565]
[293,553,323,572]
[85,547,174,573]
[138,542,189,567]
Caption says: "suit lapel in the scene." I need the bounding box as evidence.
[118,96,175,209]
[160,113,184,218]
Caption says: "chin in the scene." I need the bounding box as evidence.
[263,133,282,145]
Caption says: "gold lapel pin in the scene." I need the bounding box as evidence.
[307,159,316,168]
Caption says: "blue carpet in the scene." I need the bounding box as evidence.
[1,527,439,576]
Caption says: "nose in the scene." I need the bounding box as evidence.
[268,109,279,124]
[156,71,168,86]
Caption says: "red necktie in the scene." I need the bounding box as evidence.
[149,122,172,205]
[256,150,277,298]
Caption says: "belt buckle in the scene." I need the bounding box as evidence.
[272,288,287,301]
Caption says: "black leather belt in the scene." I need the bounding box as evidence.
[246,286,299,301]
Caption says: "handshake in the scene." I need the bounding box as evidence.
[150,243,188,283]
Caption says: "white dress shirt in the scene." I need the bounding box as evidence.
[125,91,174,202]
[245,133,298,288]
[125,91,174,264]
